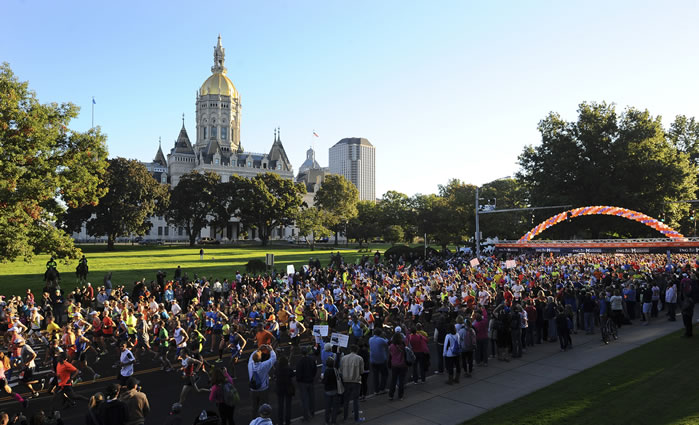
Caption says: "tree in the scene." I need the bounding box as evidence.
[438,179,477,247]
[314,174,359,245]
[378,190,417,242]
[235,173,306,246]
[296,207,333,250]
[61,158,170,250]
[477,178,531,240]
[384,225,404,245]
[166,171,219,246]
[346,200,382,249]
[0,63,108,262]
[413,193,455,250]
[518,102,697,238]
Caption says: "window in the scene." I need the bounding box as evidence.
[158,227,163,236]
[178,227,183,236]
[203,127,207,139]
[247,161,252,167]
[164,227,169,236]
[210,126,217,138]
[221,127,227,140]
[215,158,219,165]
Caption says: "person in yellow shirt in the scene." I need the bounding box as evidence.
[294,301,305,322]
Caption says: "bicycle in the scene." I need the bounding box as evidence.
[601,317,618,344]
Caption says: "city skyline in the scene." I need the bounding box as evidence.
[1,1,697,197]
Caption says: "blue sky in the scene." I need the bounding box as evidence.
[2,0,697,197]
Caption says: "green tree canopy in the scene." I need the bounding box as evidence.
[314,174,359,244]
[0,63,108,261]
[235,173,306,246]
[518,102,697,238]
[296,206,333,250]
[347,200,382,248]
[166,171,220,246]
[61,157,170,250]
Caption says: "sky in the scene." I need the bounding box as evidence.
[2,0,698,197]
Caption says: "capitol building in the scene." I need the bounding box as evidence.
[142,36,296,242]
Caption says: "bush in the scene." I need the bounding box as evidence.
[245,259,267,273]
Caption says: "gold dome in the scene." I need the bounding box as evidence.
[200,72,238,98]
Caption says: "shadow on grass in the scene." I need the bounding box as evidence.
[464,327,699,425]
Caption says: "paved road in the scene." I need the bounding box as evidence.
[0,336,445,424]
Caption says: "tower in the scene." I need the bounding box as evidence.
[196,35,241,154]
[329,138,376,201]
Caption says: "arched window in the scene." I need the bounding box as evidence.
[221,127,227,140]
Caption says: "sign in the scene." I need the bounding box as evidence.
[505,260,516,269]
[287,265,295,275]
[265,253,274,267]
[313,325,329,337]
[470,258,479,267]
[330,332,349,348]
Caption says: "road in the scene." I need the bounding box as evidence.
[0,336,445,424]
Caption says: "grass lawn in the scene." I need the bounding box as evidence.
[0,242,393,296]
[464,326,699,425]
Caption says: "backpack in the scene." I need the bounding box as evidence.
[404,345,416,366]
[223,381,240,406]
[249,370,262,391]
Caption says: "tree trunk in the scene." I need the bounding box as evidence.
[334,231,339,246]
[107,233,116,251]
[189,234,196,247]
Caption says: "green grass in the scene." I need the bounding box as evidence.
[0,242,392,296]
[464,326,699,425]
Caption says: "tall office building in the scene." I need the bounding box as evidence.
[329,137,376,201]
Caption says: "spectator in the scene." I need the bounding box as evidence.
[119,377,150,425]
[368,329,389,395]
[275,355,295,425]
[681,296,694,337]
[86,392,105,425]
[248,344,277,415]
[387,332,407,401]
[249,403,274,425]
[322,357,340,425]
[295,347,317,421]
[208,366,235,425]
[407,327,428,384]
[443,324,461,384]
[97,383,129,425]
[340,344,365,422]
[666,283,678,321]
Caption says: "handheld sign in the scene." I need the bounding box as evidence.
[287,265,295,275]
[505,260,516,269]
[330,332,349,348]
[313,325,329,337]
[470,258,480,267]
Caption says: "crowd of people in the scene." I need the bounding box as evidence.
[0,249,696,424]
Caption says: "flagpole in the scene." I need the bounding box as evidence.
[91,96,94,128]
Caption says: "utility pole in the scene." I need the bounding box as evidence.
[475,186,480,257]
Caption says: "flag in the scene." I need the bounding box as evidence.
[92,98,96,105]
[312,130,319,138]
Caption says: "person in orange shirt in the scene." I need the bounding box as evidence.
[255,324,275,359]
[52,351,88,408]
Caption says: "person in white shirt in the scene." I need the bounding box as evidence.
[248,344,277,415]
[666,283,677,321]
[118,341,136,387]
[171,300,182,317]
[512,283,524,300]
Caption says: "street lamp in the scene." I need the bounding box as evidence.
[475,176,511,258]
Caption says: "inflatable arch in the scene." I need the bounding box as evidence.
[518,206,684,243]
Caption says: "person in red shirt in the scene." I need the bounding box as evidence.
[53,352,88,408]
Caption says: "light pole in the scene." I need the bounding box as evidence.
[475,176,511,258]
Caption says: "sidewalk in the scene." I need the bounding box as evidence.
[294,314,690,425]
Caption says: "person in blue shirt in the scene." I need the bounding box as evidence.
[368,329,389,394]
